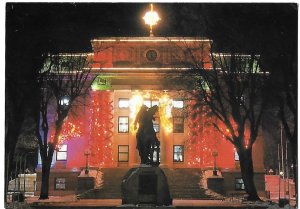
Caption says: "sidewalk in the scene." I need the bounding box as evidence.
[25,196,273,208]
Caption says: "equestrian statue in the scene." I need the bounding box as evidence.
[134,105,160,166]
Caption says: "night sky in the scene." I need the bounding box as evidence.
[3,2,298,175]
[6,3,297,52]
[5,3,297,92]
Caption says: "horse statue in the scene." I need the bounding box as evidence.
[134,105,160,166]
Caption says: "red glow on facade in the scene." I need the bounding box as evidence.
[49,110,84,146]
[186,100,237,168]
[88,90,114,167]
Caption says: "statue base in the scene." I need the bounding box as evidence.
[121,165,172,206]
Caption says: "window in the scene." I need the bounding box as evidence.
[153,117,160,133]
[173,117,184,133]
[55,178,66,190]
[173,145,184,162]
[59,97,70,106]
[118,98,129,108]
[234,150,239,161]
[118,116,129,133]
[143,99,159,108]
[151,100,159,107]
[118,145,129,162]
[37,150,55,166]
[235,178,245,190]
[143,100,151,108]
[56,144,67,161]
[172,100,184,109]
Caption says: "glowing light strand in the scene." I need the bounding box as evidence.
[129,91,173,133]
[186,100,219,167]
[158,94,173,133]
[50,113,84,148]
[88,91,114,167]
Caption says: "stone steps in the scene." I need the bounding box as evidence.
[163,168,211,199]
[78,167,212,199]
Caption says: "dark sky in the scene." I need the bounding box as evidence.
[5,2,297,99]
[7,3,197,52]
[4,3,297,160]
[5,2,297,84]
[6,3,297,53]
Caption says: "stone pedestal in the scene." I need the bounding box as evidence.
[207,175,224,195]
[77,169,102,194]
[121,166,172,206]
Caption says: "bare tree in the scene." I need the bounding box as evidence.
[184,46,268,200]
[277,52,297,201]
[35,53,92,199]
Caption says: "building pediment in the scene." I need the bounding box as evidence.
[91,37,212,69]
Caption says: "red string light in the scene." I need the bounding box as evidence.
[50,110,84,147]
[186,100,220,167]
[88,90,114,167]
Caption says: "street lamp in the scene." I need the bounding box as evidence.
[84,149,91,175]
[143,4,161,37]
[212,150,218,176]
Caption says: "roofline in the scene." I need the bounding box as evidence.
[91,37,212,43]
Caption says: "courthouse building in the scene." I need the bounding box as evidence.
[35,36,265,197]
[35,6,265,197]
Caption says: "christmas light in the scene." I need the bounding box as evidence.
[88,90,114,167]
[158,94,173,133]
[50,112,84,147]
[129,91,173,133]
[186,100,220,167]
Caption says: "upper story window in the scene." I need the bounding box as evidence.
[153,117,160,133]
[119,98,129,109]
[118,116,129,133]
[56,144,67,161]
[59,96,70,106]
[172,100,184,109]
[143,99,159,108]
[173,117,184,133]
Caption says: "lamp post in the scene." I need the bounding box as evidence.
[143,4,161,37]
[84,149,91,175]
[212,150,218,176]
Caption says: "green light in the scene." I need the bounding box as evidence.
[91,75,112,91]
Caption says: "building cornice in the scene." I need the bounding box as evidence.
[91,37,212,43]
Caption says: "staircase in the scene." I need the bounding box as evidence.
[78,168,128,199]
[78,167,211,199]
[163,168,212,199]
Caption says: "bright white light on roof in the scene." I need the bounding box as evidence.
[143,10,160,26]
[143,4,160,27]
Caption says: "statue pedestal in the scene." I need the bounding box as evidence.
[207,175,225,195]
[121,165,172,206]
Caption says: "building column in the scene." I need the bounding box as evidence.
[129,133,137,167]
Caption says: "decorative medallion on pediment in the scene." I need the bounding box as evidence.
[145,49,159,62]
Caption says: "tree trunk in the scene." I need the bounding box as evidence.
[4,153,10,203]
[291,143,298,203]
[39,156,52,199]
[238,147,261,201]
